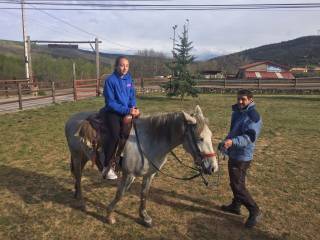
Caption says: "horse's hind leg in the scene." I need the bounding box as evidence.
[106,173,135,224]
[139,174,155,227]
[71,154,86,210]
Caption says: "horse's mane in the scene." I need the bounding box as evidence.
[138,111,205,140]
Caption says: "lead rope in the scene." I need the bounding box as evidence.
[133,120,204,182]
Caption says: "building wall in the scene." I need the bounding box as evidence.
[246,64,286,72]
[246,64,268,71]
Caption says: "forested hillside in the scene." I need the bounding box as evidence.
[203,36,320,73]
[0,40,170,83]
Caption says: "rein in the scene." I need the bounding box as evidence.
[133,120,207,183]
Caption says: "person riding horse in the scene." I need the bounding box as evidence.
[100,56,140,179]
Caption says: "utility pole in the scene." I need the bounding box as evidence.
[95,37,100,96]
[27,36,33,84]
[172,25,177,54]
[185,19,190,38]
[171,25,178,92]
[21,0,30,83]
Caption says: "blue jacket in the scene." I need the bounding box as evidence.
[226,102,262,161]
[102,71,136,116]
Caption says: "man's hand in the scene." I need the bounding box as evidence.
[224,139,233,149]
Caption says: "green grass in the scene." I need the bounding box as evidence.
[0,94,319,240]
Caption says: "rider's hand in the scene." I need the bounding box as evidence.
[130,107,140,117]
[135,108,140,117]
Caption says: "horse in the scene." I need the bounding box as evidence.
[65,105,219,227]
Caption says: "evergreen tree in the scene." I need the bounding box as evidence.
[163,24,198,100]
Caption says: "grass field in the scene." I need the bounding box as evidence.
[0,94,319,240]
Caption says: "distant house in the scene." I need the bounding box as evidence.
[200,70,225,79]
[237,61,295,80]
[290,67,308,73]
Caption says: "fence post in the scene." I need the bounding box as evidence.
[51,81,56,103]
[73,62,77,101]
[258,78,261,89]
[5,81,9,98]
[294,78,297,88]
[224,78,226,88]
[18,83,22,110]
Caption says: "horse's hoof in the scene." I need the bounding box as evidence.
[74,200,86,211]
[141,216,153,228]
[106,214,116,225]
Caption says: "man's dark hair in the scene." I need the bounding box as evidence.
[237,89,253,99]
[114,55,129,69]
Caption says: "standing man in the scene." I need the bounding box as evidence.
[100,56,140,180]
[220,89,262,228]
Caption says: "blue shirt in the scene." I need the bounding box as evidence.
[226,102,262,161]
[102,71,136,115]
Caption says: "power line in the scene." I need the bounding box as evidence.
[26,3,137,50]
[0,2,320,11]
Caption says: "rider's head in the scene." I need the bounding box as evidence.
[114,56,129,77]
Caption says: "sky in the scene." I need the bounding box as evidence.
[0,0,320,60]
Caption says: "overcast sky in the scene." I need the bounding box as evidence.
[0,0,320,60]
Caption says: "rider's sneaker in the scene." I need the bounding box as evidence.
[102,167,118,180]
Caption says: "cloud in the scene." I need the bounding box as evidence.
[0,0,319,58]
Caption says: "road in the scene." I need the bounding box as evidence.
[0,93,74,114]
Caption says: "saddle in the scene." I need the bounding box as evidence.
[76,112,133,170]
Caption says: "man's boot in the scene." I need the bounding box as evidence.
[245,208,262,228]
[221,200,241,215]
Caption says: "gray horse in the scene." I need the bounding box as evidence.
[65,105,218,227]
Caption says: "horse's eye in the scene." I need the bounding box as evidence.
[198,138,204,142]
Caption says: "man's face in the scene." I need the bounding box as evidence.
[116,58,129,77]
[237,95,252,109]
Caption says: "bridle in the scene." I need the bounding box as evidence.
[132,119,216,185]
[184,122,217,169]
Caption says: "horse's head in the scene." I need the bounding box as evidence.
[182,105,219,175]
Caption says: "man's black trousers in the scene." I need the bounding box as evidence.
[228,160,259,214]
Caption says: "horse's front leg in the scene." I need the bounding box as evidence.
[106,173,135,224]
[139,173,155,227]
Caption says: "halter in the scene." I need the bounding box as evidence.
[132,119,216,185]
[184,123,216,168]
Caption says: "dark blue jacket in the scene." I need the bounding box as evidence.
[226,102,262,161]
[102,71,136,115]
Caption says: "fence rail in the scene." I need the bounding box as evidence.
[1,77,319,113]
[133,77,320,90]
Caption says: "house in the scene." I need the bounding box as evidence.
[237,61,295,80]
[200,70,225,79]
[290,67,308,73]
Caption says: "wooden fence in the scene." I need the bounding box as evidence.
[0,80,70,112]
[133,77,320,92]
[73,78,98,101]
[1,77,319,112]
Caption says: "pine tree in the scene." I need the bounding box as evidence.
[163,24,198,100]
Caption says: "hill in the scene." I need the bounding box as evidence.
[0,40,170,81]
[203,36,320,74]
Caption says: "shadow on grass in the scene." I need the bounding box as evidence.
[0,165,279,239]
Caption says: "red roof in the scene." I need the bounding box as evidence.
[240,61,290,71]
[244,71,295,80]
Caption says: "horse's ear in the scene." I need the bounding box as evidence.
[183,111,197,124]
[194,105,204,119]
